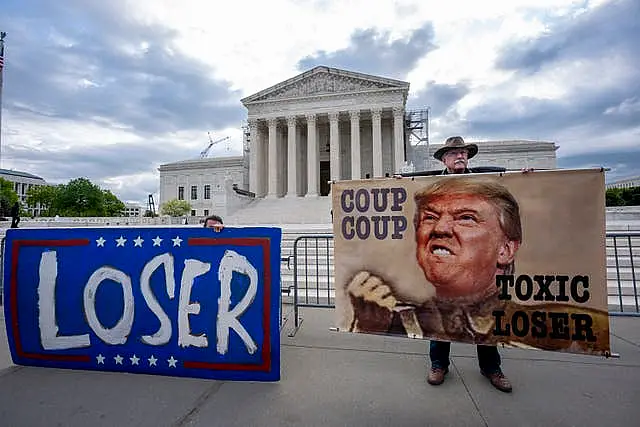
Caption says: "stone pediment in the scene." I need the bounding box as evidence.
[241,66,409,104]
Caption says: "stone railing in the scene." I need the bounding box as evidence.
[3,216,195,228]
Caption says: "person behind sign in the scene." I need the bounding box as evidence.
[411,176,520,392]
[203,214,224,232]
[348,136,521,392]
[347,176,521,392]
[352,136,515,391]
[426,136,510,391]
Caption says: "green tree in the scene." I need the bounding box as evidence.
[102,190,126,216]
[26,185,59,215]
[606,188,624,207]
[607,186,640,207]
[621,187,640,206]
[28,177,127,217]
[161,199,191,217]
[59,178,105,216]
[0,177,19,217]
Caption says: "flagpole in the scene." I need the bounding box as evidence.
[0,31,6,169]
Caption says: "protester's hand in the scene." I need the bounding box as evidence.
[347,271,397,333]
[212,224,224,232]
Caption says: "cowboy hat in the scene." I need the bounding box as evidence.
[433,136,478,161]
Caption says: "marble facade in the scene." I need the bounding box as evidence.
[241,66,410,197]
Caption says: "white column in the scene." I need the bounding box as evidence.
[306,113,318,197]
[393,107,405,173]
[371,108,383,178]
[286,116,298,197]
[329,112,340,181]
[248,119,259,195]
[349,110,361,180]
[258,124,267,197]
[267,118,278,198]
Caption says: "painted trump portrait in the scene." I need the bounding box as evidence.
[345,177,524,340]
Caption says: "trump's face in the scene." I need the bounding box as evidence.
[415,193,518,298]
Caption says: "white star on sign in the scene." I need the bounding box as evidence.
[96,237,106,247]
[167,356,178,368]
[116,236,127,247]
[96,354,105,364]
[172,236,183,247]
[148,355,157,366]
[133,236,144,247]
[130,354,140,365]
[152,236,163,247]
[114,354,123,365]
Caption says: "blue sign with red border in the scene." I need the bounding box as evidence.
[2,226,281,381]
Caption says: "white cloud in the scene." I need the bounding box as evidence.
[2,0,635,207]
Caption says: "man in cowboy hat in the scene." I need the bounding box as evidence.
[433,136,479,175]
[426,135,511,391]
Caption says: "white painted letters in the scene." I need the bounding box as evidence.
[38,251,91,350]
[217,250,258,355]
[84,267,135,345]
[178,259,210,348]
[140,253,176,346]
[35,247,263,354]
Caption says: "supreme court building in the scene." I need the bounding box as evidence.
[242,66,410,198]
[159,66,558,219]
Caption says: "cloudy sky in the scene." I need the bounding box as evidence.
[1,0,638,205]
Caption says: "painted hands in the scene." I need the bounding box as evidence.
[347,271,397,333]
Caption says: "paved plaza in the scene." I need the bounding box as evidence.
[0,306,638,427]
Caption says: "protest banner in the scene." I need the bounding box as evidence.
[3,226,281,381]
[332,168,611,356]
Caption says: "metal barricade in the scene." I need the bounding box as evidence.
[0,237,4,306]
[607,231,640,316]
[289,234,334,334]
[285,231,640,334]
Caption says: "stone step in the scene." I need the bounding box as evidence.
[606,269,639,280]
[605,246,640,255]
[608,294,640,310]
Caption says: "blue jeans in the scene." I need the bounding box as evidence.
[429,340,501,374]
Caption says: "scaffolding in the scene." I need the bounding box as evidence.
[404,108,431,171]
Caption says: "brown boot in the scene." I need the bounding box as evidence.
[427,367,448,385]
[482,370,512,393]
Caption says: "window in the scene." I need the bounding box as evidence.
[204,209,209,216]
[191,210,196,216]
[178,186,184,200]
[204,184,211,200]
[191,185,197,200]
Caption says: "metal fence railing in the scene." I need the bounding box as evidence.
[285,231,640,332]
[0,237,4,307]
[289,235,334,334]
[607,231,640,316]
[1,231,638,320]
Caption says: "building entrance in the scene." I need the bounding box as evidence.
[320,161,330,196]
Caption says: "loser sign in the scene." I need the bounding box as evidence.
[3,226,281,381]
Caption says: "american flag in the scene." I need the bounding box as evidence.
[0,39,4,71]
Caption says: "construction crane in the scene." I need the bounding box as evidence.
[200,132,231,158]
